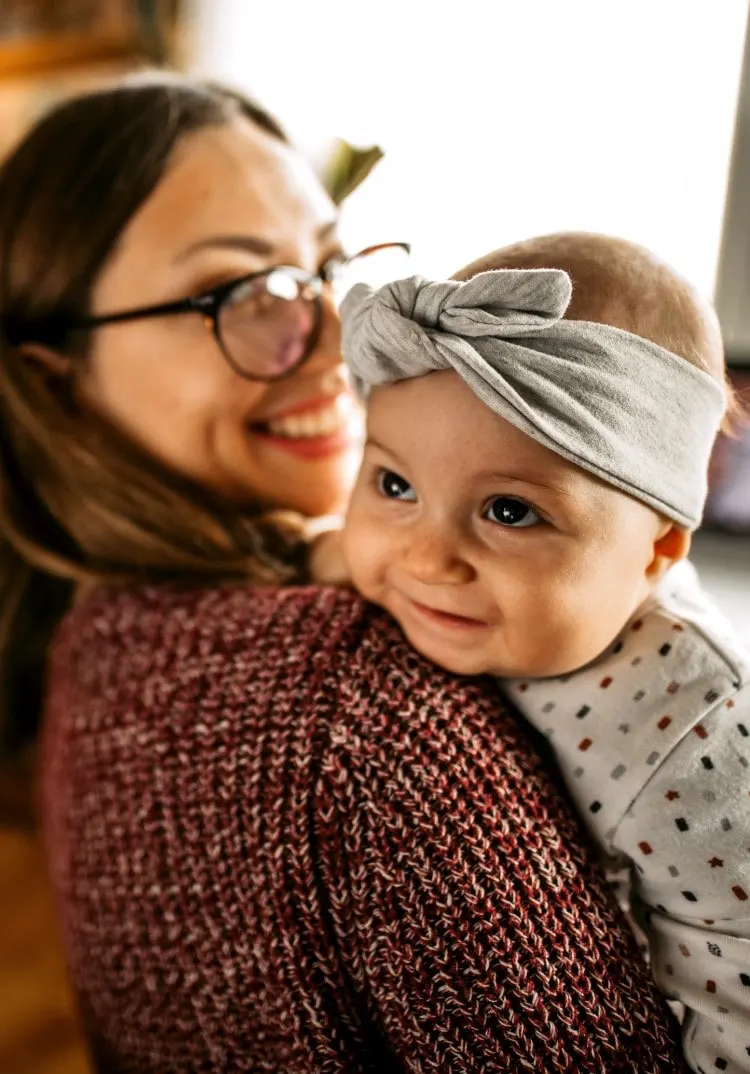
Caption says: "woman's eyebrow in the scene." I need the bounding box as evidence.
[176,220,339,262]
[176,235,274,261]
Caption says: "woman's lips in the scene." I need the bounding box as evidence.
[251,394,362,460]
[263,393,345,423]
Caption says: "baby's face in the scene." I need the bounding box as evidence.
[343,370,666,679]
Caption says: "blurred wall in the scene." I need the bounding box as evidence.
[190,0,747,296]
[715,11,750,359]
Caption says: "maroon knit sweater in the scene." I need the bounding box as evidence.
[41,584,687,1073]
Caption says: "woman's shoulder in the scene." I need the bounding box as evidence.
[50,583,371,704]
[58,581,368,656]
[44,580,536,844]
[46,580,508,749]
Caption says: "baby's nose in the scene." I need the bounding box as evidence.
[401,528,474,586]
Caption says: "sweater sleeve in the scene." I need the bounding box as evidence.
[307,608,690,1074]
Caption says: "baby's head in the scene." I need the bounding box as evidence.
[341,232,729,679]
[454,232,728,401]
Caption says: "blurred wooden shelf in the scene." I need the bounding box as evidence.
[0,827,90,1074]
[0,30,137,78]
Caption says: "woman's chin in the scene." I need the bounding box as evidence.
[254,422,361,512]
[272,460,358,519]
[219,429,361,517]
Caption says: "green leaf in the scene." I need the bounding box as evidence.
[320,139,384,206]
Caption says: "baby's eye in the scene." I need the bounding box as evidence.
[484,496,541,528]
[377,469,416,502]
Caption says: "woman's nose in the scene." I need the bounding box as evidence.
[401,526,475,586]
[306,290,342,373]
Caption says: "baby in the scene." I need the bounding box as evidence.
[312,232,750,1073]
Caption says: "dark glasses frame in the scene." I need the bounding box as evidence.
[72,241,411,383]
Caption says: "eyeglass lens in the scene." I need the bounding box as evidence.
[217,271,318,380]
[216,244,411,381]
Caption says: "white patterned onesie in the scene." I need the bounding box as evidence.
[504,561,750,1074]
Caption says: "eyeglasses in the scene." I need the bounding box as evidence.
[73,242,411,383]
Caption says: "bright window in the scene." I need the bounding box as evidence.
[192,0,748,295]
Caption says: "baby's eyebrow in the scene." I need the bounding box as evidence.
[474,468,575,498]
[364,436,407,465]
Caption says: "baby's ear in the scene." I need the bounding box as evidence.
[646,520,691,582]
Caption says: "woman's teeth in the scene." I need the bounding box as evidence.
[264,399,349,440]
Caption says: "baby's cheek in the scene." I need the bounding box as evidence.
[342,520,387,602]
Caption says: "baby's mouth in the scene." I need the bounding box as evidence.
[409,600,490,630]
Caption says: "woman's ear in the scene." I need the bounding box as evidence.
[18,343,73,378]
[646,520,691,582]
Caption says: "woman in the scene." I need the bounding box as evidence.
[0,73,687,1072]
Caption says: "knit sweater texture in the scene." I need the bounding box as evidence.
[41,584,688,1073]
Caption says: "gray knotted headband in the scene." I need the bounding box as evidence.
[341,269,726,529]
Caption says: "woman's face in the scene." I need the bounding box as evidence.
[80,117,361,517]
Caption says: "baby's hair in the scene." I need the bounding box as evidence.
[453,232,740,432]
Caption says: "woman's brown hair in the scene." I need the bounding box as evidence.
[0,73,308,753]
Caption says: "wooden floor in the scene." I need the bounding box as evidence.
[0,823,90,1074]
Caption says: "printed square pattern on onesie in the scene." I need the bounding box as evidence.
[504,562,750,1073]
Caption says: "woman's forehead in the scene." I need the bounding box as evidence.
[118,118,336,264]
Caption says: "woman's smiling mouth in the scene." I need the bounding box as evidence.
[251,394,362,458]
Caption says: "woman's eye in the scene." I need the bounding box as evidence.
[191,273,245,299]
[377,469,416,502]
[484,496,541,528]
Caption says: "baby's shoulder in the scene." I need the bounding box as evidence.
[505,562,747,743]
[645,560,749,690]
